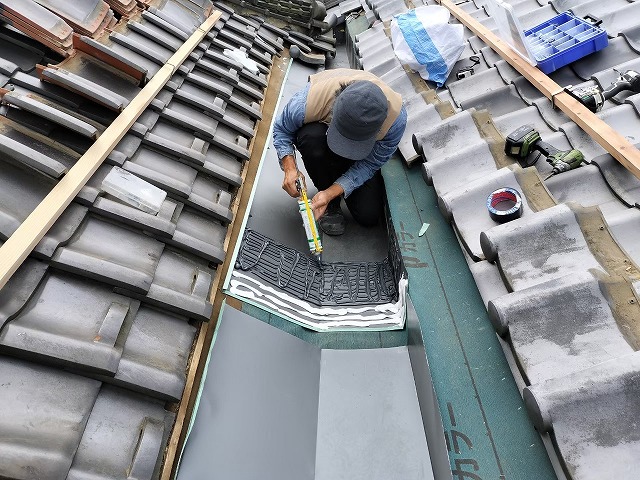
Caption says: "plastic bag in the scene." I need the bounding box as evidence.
[390,6,465,87]
[223,48,260,75]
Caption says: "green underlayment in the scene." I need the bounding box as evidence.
[242,154,557,479]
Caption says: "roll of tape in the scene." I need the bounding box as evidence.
[487,187,523,223]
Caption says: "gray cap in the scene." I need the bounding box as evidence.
[327,81,388,160]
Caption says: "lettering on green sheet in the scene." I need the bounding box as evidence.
[445,402,484,480]
[397,221,428,268]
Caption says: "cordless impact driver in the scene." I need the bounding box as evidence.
[505,126,585,179]
[566,69,640,113]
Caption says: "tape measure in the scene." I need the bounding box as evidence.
[486,187,523,223]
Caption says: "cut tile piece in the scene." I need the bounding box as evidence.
[33,202,88,259]
[170,205,227,263]
[91,195,178,238]
[110,305,197,401]
[120,248,214,322]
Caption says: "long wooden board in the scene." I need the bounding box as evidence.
[438,0,640,180]
[0,11,222,290]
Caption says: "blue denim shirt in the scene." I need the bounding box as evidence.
[272,83,407,198]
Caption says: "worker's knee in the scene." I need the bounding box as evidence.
[296,122,329,149]
[296,124,331,167]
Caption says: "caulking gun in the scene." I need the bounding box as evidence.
[295,176,323,259]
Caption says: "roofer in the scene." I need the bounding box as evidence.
[272,68,407,236]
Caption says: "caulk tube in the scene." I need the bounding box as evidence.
[298,199,322,255]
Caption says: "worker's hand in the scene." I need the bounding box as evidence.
[310,190,331,220]
[281,155,301,197]
[311,184,345,220]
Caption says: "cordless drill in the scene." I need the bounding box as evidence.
[566,70,640,113]
[505,126,585,179]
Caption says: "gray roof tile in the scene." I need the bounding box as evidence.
[0,255,47,329]
[440,166,535,260]
[51,215,165,293]
[0,158,55,240]
[119,248,215,322]
[480,204,605,290]
[524,353,640,479]
[110,305,196,401]
[67,384,175,480]
[0,356,101,479]
[490,271,635,384]
[1,271,138,374]
[0,3,282,476]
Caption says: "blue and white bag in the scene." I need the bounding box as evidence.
[390,6,465,87]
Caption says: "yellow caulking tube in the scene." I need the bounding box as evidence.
[298,187,322,255]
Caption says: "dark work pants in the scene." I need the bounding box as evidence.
[294,122,384,227]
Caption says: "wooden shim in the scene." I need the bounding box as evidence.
[438,0,640,180]
[0,11,222,290]
[160,52,292,480]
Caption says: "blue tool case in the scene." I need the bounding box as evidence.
[524,12,608,74]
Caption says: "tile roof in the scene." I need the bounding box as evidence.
[354,0,640,477]
[0,1,285,478]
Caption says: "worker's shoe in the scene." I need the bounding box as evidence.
[318,203,345,236]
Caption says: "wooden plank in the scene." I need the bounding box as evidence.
[160,51,292,480]
[0,11,222,290]
[438,0,640,180]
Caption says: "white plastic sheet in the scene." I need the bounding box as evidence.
[390,6,465,87]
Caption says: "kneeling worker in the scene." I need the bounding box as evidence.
[272,68,407,236]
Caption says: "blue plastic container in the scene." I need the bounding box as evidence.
[524,12,608,74]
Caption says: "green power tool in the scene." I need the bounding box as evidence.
[566,70,640,113]
[504,126,585,180]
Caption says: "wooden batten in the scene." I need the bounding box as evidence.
[438,0,640,180]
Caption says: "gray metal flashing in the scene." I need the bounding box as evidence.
[178,304,437,479]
